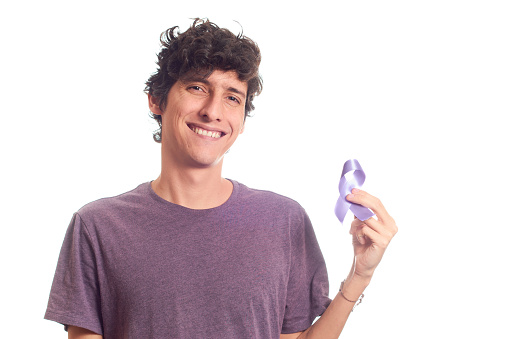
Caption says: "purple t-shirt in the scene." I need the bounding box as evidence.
[45,181,331,338]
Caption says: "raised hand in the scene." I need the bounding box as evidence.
[347,189,398,279]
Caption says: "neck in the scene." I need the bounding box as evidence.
[152,158,232,210]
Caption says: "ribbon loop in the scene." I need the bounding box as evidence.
[334,159,375,223]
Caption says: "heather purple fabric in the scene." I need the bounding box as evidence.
[45,181,331,338]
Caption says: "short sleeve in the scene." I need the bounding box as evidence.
[44,213,103,335]
[281,209,332,334]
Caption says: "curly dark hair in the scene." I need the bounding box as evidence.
[144,18,263,142]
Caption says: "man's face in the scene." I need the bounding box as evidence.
[149,70,248,169]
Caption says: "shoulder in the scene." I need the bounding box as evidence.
[76,182,151,223]
[233,180,301,206]
[230,180,307,219]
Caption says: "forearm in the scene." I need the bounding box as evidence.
[291,189,396,339]
[68,326,103,339]
[298,270,371,339]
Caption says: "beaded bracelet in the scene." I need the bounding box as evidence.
[340,280,364,312]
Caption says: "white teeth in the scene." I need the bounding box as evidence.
[192,127,221,139]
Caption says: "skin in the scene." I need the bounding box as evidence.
[148,70,247,210]
[68,70,397,338]
[67,326,101,338]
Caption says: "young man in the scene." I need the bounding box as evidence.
[45,19,397,339]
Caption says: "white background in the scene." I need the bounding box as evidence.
[1,0,508,337]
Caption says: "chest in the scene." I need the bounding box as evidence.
[94,213,292,313]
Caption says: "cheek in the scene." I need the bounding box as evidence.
[163,104,187,126]
[235,111,246,132]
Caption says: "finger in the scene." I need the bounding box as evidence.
[363,209,398,237]
[347,189,392,222]
[352,210,393,238]
[356,232,366,245]
[351,217,364,227]
[355,227,373,246]
[350,197,397,239]
[356,217,393,243]
[357,225,390,249]
[351,217,385,236]
[350,217,368,235]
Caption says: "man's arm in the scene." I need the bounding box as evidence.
[281,267,370,339]
[68,326,103,339]
[282,189,397,339]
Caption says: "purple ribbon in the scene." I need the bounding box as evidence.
[334,159,375,223]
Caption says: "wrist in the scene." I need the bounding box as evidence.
[349,256,376,281]
[343,274,370,300]
[351,270,373,284]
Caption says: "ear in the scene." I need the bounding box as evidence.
[148,94,163,116]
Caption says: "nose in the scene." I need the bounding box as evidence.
[199,93,223,122]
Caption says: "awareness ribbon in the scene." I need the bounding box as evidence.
[334,159,375,223]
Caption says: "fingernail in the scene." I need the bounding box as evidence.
[351,188,359,194]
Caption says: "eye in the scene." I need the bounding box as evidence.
[227,96,240,104]
[188,85,204,92]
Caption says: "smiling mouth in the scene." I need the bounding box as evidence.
[188,124,224,139]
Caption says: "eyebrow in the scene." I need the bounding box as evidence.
[182,76,247,99]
